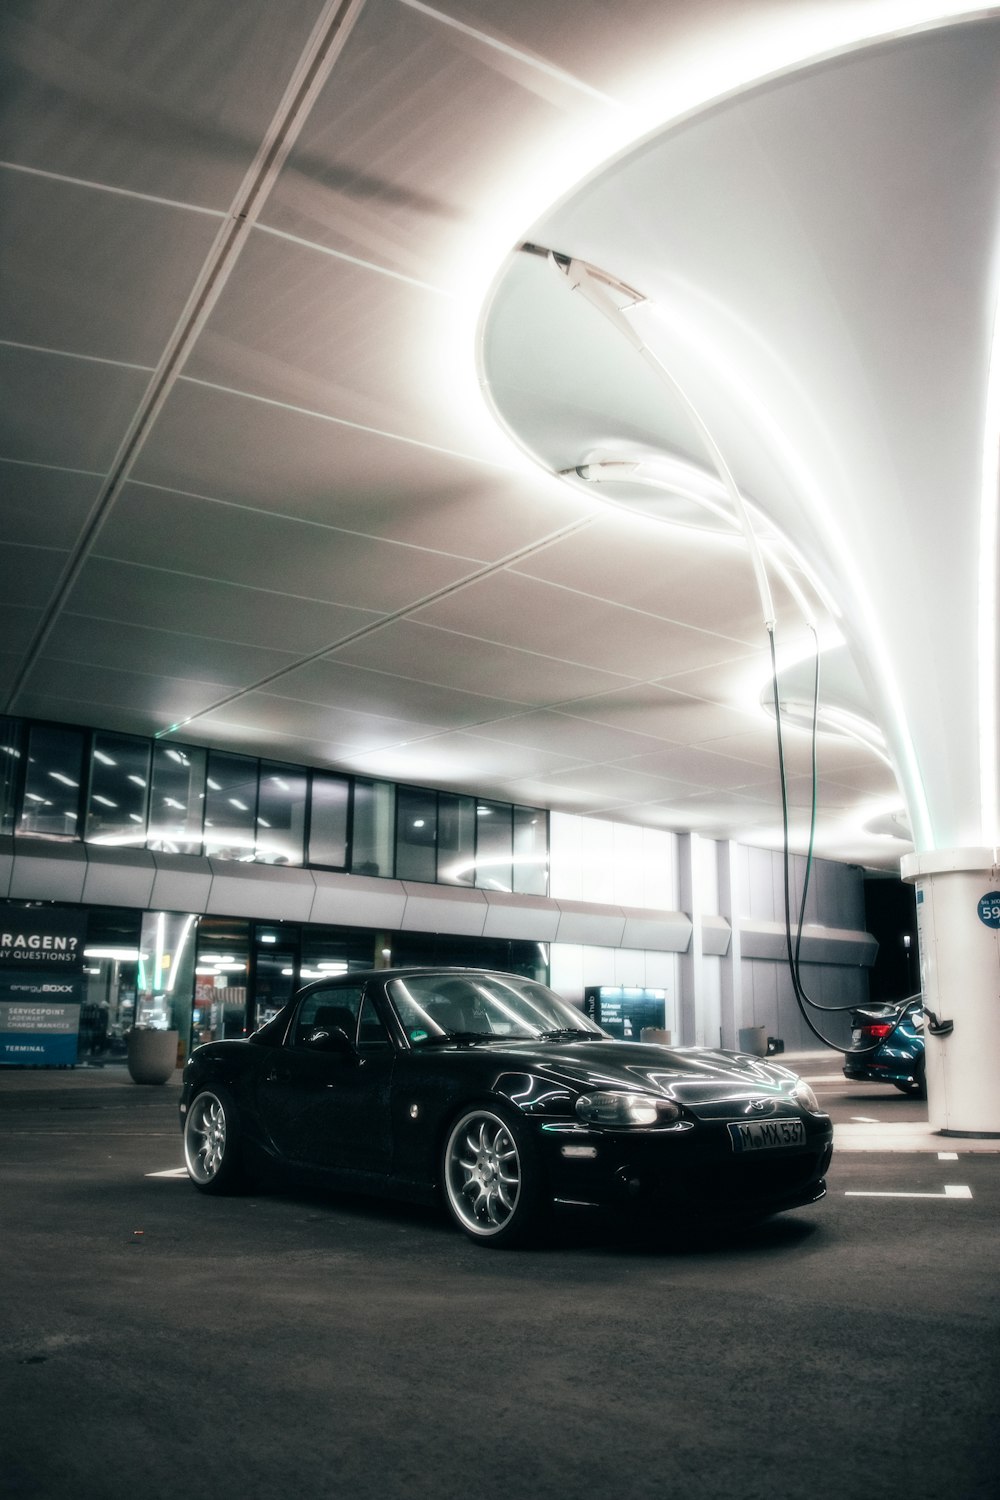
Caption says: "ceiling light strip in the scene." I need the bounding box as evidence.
[253,222,450,295]
[3,0,369,719]
[397,0,623,108]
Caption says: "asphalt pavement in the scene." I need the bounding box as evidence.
[1,1060,996,1500]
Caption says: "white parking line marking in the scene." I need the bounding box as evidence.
[845,1185,972,1199]
[850,1116,881,1123]
[938,1152,959,1160]
[146,1167,187,1178]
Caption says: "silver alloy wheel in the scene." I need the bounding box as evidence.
[445,1109,521,1237]
[184,1090,228,1185]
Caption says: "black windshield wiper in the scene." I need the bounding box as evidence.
[538,1028,603,1041]
[420,1031,508,1046]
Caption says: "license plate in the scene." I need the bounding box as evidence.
[727,1118,805,1152]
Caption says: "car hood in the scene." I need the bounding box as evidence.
[446,1039,810,1119]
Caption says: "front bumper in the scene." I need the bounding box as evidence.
[534,1116,833,1222]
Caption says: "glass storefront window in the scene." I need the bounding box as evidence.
[147,743,207,854]
[78,907,143,1063]
[252,923,299,1028]
[437,792,476,886]
[351,779,395,878]
[513,806,548,896]
[0,717,23,835]
[308,772,350,868]
[256,761,307,866]
[203,751,257,861]
[85,732,151,847]
[474,800,512,891]
[195,916,250,1039]
[300,923,382,979]
[395,786,437,883]
[135,910,197,1052]
[18,723,85,838]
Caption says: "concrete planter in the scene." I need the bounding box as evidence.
[126,1028,179,1085]
[738,1025,768,1058]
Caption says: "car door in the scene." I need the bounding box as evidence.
[257,984,395,1175]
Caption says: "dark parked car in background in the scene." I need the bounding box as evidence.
[180,968,833,1246]
[843,996,926,1097]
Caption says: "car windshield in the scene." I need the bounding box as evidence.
[387,973,606,1047]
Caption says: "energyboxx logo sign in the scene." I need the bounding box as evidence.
[0,909,88,972]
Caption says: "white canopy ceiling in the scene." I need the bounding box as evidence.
[2,0,998,871]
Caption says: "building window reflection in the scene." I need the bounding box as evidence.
[0,716,23,836]
[148,743,206,854]
[203,752,257,861]
[438,793,476,886]
[18,723,85,839]
[308,773,350,868]
[395,786,437,883]
[86,732,151,847]
[5,717,550,895]
[474,801,513,891]
[256,762,307,866]
[351,779,395,877]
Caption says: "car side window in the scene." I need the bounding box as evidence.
[357,995,392,1053]
[293,987,364,1048]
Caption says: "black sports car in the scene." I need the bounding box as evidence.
[180,968,833,1246]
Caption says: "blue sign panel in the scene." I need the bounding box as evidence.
[0,908,88,1065]
[976,891,1000,929]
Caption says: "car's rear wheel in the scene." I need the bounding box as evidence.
[183,1085,247,1194]
[442,1103,545,1247]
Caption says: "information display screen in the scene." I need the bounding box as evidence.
[584,985,667,1041]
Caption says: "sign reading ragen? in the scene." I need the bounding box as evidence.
[0,908,88,971]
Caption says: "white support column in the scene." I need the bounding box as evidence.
[901,847,1000,1137]
[677,833,701,1045]
[717,840,743,1051]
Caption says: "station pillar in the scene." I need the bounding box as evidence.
[900,848,1000,1137]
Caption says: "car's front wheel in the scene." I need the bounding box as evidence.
[442,1103,545,1247]
[183,1085,247,1194]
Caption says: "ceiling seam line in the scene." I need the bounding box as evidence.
[0,158,229,217]
[175,374,521,469]
[156,516,599,737]
[2,0,369,719]
[122,476,516,555]
[0,339,155,373]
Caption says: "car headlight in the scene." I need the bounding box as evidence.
[789,1081,821,1113]
[575,1091,679,1126]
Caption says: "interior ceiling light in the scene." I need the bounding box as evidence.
[863,808,913,841]
[528,245,779,632]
